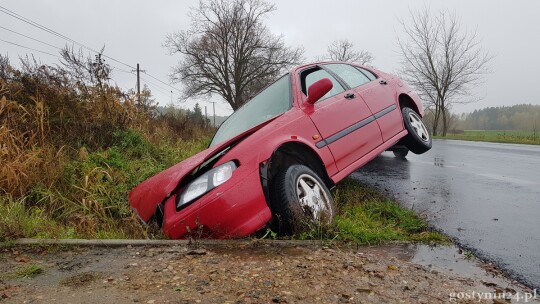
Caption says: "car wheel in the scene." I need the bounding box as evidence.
[401,107,432,154]
[393,147,409,159]
[272,164,335,235]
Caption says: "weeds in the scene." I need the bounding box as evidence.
[12,264,44,279]
[0,127,210,240]
[0,196,75,241]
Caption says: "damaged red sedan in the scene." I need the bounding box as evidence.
[129,62,431,239]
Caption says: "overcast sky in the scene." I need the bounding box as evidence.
[1,0,539,116]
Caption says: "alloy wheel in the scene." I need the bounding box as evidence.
[296,174,332,221]
[408,112,430,142]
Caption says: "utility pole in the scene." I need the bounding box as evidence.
[213,102,216,128]
[131,63,145,106]
[205,106,208,128]
[171,90,173,105]
[136,64,140,105]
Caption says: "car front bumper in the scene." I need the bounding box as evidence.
[161,168,272,239]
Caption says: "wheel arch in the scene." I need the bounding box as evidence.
[259,141,334,209]
[398,93,421,116]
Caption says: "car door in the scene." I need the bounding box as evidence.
[299,66,383,171]
[323,64,403,142]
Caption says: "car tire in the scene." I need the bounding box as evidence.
[271,164,335,235]
[401,107,432,154]
[393,147,409,159]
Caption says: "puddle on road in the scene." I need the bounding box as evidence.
[358,243,488,277]
[211,241,536,298]
[356,244,530,291]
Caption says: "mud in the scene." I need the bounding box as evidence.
[1,241,537,303]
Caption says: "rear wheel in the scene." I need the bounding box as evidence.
[393,147,409,159]
[401,107,432,154]
[271,164,335,235]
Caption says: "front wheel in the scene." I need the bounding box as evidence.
[271,164,335,235]
[401,107,432,154]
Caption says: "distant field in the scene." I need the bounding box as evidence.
[436,130,540,145]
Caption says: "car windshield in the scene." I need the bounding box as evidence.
[210,74,291,146]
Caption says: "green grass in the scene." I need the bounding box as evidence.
[296,178,448,245]
[11,264,44,279]
[0,129,211,241]
[435,130,540,145]
[0,197,77,241]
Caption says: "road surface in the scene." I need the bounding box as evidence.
[352,139,540,289]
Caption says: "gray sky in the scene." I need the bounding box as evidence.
[1,0,539,116]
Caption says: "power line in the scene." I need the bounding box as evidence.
[0,7,98,56]
[140,75,175,94]
[0,25,61,51]
[142,71,182,94]
[0,37,173,100]
[115,68,134,74]
[0,38,60,58]
[0,5,182,95]
[115,69,170,94]
[118,69,176,97]
[0,5,135,70]
[0,25,137,76]
[121,66,181,95]
[0,39,180,105]
[144,83,172,96]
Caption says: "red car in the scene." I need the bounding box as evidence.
[129,62,431,239]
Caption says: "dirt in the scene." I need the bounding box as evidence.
[0,241,537,303]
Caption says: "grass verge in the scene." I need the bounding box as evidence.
[0,129,211,241]
[296,178,448,245]
[435,130,540,145]
[0,197,76,240]
[1,129,446,245]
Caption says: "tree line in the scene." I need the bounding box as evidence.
[457,104,540,131]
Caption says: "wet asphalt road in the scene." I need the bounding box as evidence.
[352,139,540,288]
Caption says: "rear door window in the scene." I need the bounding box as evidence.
[323,63,371,88]
[357,67,377,81]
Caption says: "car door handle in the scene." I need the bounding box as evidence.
[344,93,356,99]
[379,79,388,85]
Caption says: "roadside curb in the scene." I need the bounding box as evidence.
[8,238,342,248]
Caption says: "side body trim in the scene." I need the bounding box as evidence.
[315,104,397,148]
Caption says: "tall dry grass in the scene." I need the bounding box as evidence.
[0,84,65,197]
[0,56,213,240]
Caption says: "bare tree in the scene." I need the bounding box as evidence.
[60,46,112,95]
[319,39,373,65]
[397,8,492,136]
[165,0,304,111]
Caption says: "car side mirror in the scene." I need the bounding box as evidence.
[305,78,333,105]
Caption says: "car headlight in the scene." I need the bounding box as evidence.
[177,161,237,208]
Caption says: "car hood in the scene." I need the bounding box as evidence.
[128,116,281,222]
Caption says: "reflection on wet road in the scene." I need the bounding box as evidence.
[352,139,540,288]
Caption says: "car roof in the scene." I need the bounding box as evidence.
[290,61,372,74]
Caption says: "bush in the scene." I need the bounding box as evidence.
[0,55,213,240]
